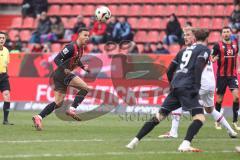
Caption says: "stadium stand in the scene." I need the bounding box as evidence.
[0,0,235,53]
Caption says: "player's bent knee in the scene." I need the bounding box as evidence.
[204,107,213,114]
[2,91,10,101]
[193,114,205,123]
[159,108,171,118]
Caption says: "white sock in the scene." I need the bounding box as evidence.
[170,108,182,136]
[70,106,76,110]
[211,109,235,133]
[37,115,42,120]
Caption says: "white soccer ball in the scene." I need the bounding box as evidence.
[95,6,111,23]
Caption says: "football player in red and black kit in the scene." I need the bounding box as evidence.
[212,26,240,131]
[32,28,90,131]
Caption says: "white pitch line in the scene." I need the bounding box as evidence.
[0,150,236,159]
[0,139,103,144]
[0,138,239,144]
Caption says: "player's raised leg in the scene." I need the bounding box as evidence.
[32,91,65,131]
[66,76,90,121]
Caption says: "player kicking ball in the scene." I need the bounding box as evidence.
[126,28,212,152]
[32,28,91,130]
[158,28,237,139]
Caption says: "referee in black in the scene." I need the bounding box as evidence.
[0,31,13,125]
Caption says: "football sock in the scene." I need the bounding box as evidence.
[136,117,159,140]
[3,102,10,122]
[215,102,222,112]
[233,102,239,123]
[170,108,182,136]
[184,119,203,142]
[211,109,235,133]
[72,89,88,108]
[39,102,56,119]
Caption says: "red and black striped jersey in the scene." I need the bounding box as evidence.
[54,42,84,71]
[212,40,239,77]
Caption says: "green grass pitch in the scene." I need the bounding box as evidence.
[0,111,240,160]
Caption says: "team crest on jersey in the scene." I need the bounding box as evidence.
[62,48,69,54]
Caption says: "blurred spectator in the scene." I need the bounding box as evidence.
[104,16,117,42]
[21,0,48,18]
[89,16,96,30]
[90,20,107,44]
[154,41,170,54]
[142,43,153,54]
[73,15,86,34]
[70,15,87,41]
[31,42,49,53]
[10,35,23,53]
[40,16,65,43]
[230,4,240,31]
[30,12,51,43]
[112,17,133,43]
[127,41,139,54]
[234,0,240,5]
[231,27,239,41]
[163,13,183,45]
[90,44,102,54]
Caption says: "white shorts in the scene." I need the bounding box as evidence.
[199,89,214,108]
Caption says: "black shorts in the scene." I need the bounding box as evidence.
[52,70,76,93]
[216,76,239,95]
[161,87,203,112]
[0,73,10,92]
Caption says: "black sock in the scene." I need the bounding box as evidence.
[3,102,10,122]
[233,102,239,122]
[184,119,203,142]
[215,102,222,112]
[39,102,56,119]
[72,90,88,108]
[136,117,159,140]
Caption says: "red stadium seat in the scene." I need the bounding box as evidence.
[82,5,95,16]
[225,5,234,15]
[168,44,180,55]
[166,5,177,15]
[48,5,60,16]
[61,17,70,28]
[22,17,34,29]
[128,17,138,29]
[159,18,167,29]
[51,43,61,53]
[212,18,223,30]
[59,5,72,16]
[19,30,31,42]
[187,18,199,27]
[68,18,77,29]
[83,17,91,27]
[188,5,201,16]
[178,18,186,27]
[147,31,160,43]
[142,5,154,16]
[72,5,83,16]
[159,31,165,41]
[134,31,147,43]
[129,5,142,16]
[213,5,225,16]
[208,31,221,43]
[152,5,166,16]
[176,5,188,16]
[118,5,129,16]
[149,18,161,29]
[8,30,19,41]
[138,18,150,29]
[108,5,118,16]
[201,5,213,16]
[199,18,211,29]
[10,17,22,28]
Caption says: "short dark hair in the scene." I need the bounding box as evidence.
[77,27,89,34]
[0,31,6,37]
[221,26,232,33]
[192,28,209,41]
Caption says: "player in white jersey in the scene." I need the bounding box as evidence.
[159,32,237,139]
